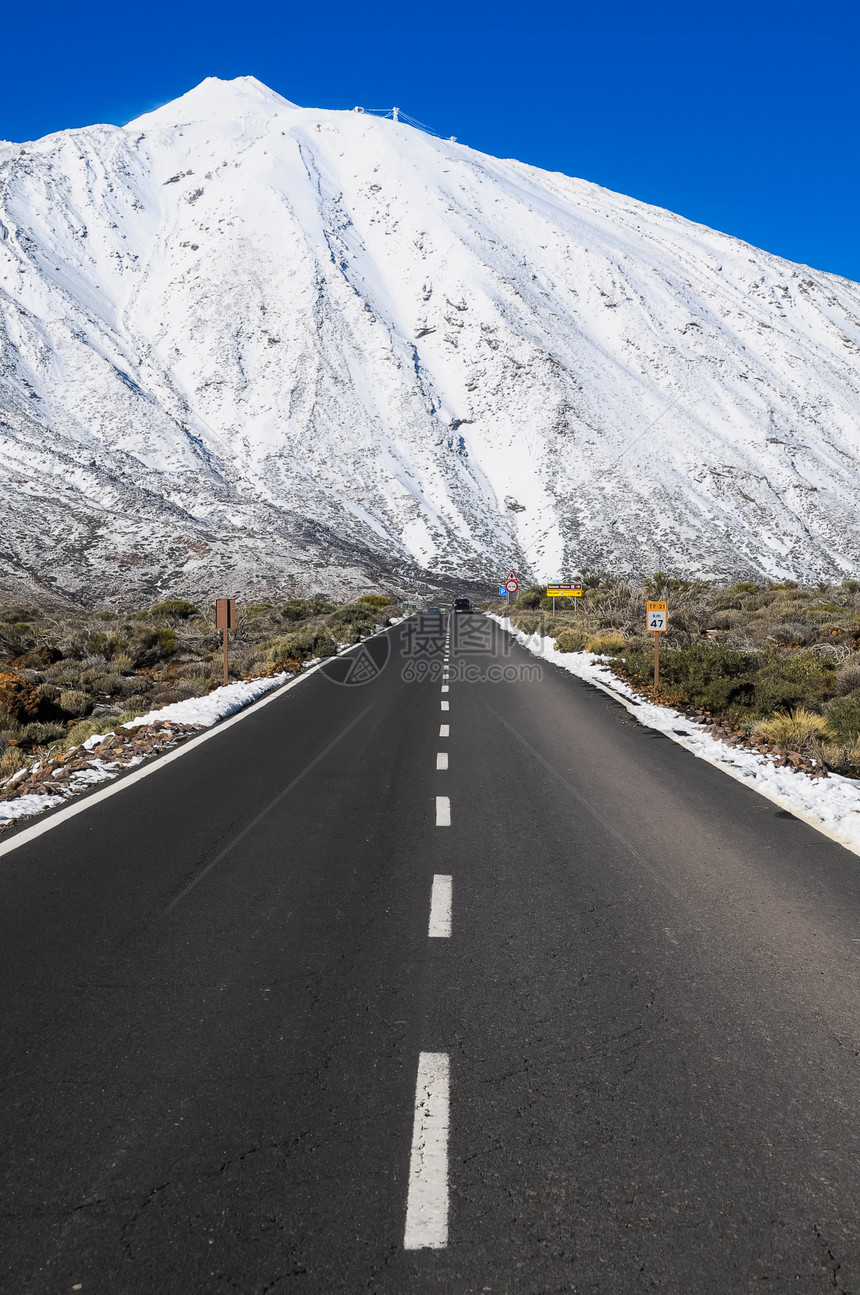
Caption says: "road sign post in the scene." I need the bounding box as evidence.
[646,601,667,690]
[216,597,237,686]
[546,583,582,616]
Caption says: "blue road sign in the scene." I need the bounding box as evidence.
[498,586,508,596]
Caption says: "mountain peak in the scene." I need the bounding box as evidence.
[2,77,860,603]
[124,76,298,131]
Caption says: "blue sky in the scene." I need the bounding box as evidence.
[2,0,858,280]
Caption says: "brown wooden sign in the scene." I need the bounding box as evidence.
[215,598,236,630]
[216,598,236,685]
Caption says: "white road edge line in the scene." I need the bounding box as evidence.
[403,1051,450,1249]
[436,796,451,826]
[436,752,448,770]
[494,615,860,861]
[428,874,452,938]
[439,724,449,737]
[0,620,408,862]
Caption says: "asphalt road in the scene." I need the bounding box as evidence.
[3,614,860,1293]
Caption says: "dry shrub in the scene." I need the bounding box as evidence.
[836,658,860,695]
[0,745,27,777]
[511,615,543,636]
[585,631,626,655]
[59,689,92,717]
[818,744,860,776]
[553,629,587,653]
[709,609,746,630]
[752,708,833,751]
[19,721,66,745]
[770,621,818,645]
[149,686,196,708]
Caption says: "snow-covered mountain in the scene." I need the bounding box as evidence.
[2,75,860,605]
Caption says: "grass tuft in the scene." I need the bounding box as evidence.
[751,708,833,750]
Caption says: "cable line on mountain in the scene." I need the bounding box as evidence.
[352,105,457,142]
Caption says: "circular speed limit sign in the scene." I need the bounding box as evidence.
[505,579,518,593]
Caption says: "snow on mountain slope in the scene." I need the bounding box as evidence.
[2,74,860,605]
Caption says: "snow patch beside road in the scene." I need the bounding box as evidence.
[125,671,291,732]
[491,614,860,857]
[0,673,292,828]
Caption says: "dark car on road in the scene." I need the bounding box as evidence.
[453,597,472,613]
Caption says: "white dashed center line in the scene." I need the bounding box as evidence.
[403,1052,450,1249]
[439,724,449,737]
[441,700,449,711]
[441,685,449,693]
[428,874,452,937]
[436,752,448,770]
[435,796,451,826]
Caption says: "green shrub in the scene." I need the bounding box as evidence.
[128,628,178,666]
[325,605,375,630]
[752,651,835,715]
[268,629,337,669]
[0,706,24,739]
[615,641,836,720]
[150,599,199,618]
[554,628,588,653]
[515,586,544,610]
[357,594,391,608]
[74,629,130,659]
[281,598,337,622]
[59,689,92,717]
[617,643,759,712]
[825,694,860,746]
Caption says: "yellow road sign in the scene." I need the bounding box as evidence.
[646,601,667,631]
